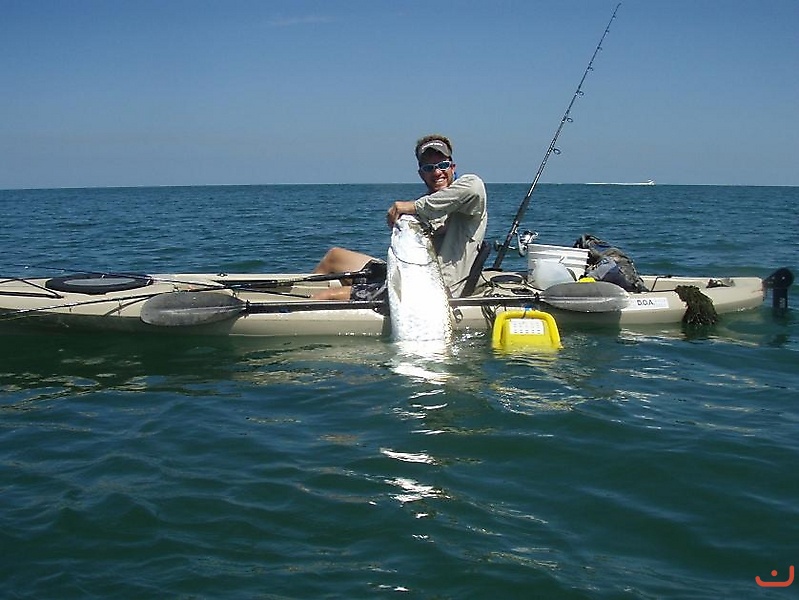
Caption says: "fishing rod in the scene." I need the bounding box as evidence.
[492,2,622,269]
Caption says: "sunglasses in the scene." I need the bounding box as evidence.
[419,160,453,173]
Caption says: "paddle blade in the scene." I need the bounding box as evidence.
[540,281,629,313]
[141,292,246,326]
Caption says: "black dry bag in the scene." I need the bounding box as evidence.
[574,234,648,293]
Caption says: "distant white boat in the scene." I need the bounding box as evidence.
[587,179,655,186]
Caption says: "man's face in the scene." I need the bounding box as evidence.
[418,150,455,193]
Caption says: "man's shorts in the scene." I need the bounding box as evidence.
[350,259,387,301]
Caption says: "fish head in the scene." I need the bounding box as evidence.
[391,215,435,265]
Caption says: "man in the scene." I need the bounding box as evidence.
[312,134,488,300]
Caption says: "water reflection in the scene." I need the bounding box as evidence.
[380,448,437,465]
[385,476,448,504]
[389,340,452,385]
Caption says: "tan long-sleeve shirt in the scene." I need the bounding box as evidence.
[413,174,488,296]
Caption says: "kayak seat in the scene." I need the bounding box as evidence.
[460,241,491,298]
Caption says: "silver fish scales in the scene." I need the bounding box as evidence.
[387,215,453,343]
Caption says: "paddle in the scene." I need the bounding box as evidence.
[534,280,630,312]
[212,267,379,290]
[140,293,383,326]
[140,281,630,327]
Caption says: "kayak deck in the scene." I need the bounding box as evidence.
[0,270,768,336]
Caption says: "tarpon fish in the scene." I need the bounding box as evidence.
[387,215,452,343]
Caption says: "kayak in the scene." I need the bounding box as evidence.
[0,266,783,337]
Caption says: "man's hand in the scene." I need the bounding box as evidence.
[386,201,416,227]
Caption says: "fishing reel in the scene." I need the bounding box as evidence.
[494,230,539,257]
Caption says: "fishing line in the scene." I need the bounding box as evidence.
[492,2,622,269]
[388,246,436,267]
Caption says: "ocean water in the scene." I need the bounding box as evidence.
[0,183,797,599]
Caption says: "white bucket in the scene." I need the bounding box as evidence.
[529,259,574,289]
[527,244,588,285]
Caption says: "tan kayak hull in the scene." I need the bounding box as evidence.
[0,271,766,336]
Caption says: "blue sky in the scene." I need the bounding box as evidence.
[1,0,797,189]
